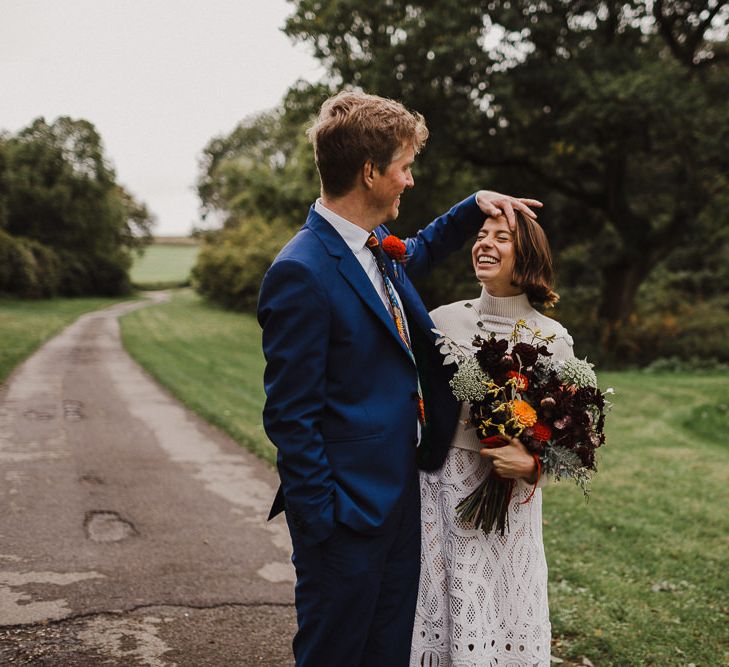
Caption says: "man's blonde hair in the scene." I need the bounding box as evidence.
[308,90,428,197]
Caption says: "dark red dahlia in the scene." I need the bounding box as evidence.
[475,336,509,373]
[512,342,538,368]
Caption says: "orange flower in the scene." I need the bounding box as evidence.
[507,370,529,391]
[511,399,537,427]
[532,421,553,442]
[382,235,407,261]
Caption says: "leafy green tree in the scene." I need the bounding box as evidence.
[1,116,154,296]
[193,84,331,308]
[284,0,729,351]
[193,216,298,311]
[197,82,329,231]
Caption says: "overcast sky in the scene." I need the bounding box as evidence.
[0,0,323,235]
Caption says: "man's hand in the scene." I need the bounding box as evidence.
[475,191,543,230]
[480,437,538,483]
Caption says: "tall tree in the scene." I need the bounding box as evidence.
[284,0,729,346]
[197,82,329,231]
[2,116,154,296]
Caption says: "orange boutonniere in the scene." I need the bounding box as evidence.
[382,235,408,262]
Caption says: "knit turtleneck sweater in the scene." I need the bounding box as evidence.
[429,287,575,453]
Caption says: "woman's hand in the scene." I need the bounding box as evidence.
[479,437,538,483]
[475,191,543,230]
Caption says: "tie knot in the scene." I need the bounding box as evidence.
[366,233,379,250]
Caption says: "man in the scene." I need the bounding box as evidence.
[257,91,540,667]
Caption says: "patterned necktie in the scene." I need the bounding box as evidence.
[366,233,425,425]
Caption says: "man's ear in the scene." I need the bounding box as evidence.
[362,160,377,190]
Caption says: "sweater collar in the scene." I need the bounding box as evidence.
[477,287,533,321]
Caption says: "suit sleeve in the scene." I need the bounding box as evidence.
[257,258,335,545]
[402,193,484,280]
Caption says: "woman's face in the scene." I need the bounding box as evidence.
[471,216,521,296]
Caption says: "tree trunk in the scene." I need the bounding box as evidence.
[597,258,653,356]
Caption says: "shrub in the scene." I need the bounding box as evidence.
[54,250,132,297]
[0,230,61,298]
[192,216,297,312]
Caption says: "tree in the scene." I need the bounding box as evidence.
[284,0,729,351]
[196,81,329,232]
[1,116,154,296]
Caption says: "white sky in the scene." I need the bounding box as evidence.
[0,0,323,235]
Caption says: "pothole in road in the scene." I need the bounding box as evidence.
[84,511,138,543]
[69,345,100,364]
[23,408,56,421]
[63,400,85,421]
[79,473,104,485]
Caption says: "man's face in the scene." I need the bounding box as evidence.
[370,143,415,224]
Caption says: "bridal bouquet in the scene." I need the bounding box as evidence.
[435,311,612,536]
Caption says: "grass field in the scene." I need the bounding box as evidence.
[120,289,729,666]
[130,241,199,289]
[0,296,131,384]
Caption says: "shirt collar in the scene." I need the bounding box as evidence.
[315,199,370,253]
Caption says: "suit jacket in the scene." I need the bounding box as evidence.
[257,195,484,545]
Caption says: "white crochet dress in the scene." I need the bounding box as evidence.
[410,289,574,667]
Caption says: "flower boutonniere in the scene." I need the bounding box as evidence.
[382,235,408,263]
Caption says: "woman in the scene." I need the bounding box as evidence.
[410,212,574,667]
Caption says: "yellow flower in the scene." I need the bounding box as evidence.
[511,399,537,427]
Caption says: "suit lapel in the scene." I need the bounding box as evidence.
[306,208,413,358]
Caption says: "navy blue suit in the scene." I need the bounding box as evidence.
[258,195,484,666]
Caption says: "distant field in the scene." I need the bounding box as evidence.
[120,289,729,666]
[0,296,131,383]
[130,240,199,289]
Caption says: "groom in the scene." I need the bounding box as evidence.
[258,91,540,667]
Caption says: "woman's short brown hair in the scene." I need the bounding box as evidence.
[512,212,560,308]
[307,90,429,197]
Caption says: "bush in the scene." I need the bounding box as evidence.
[54,249,132,297]
[192,216,297,312]
[0,230,61,298]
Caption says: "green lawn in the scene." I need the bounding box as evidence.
[0,296,131,383]
[130,242,199,289]
[120,289,271,462]
[120,289,729,666]
[545,370,729,665]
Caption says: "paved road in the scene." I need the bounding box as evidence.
[0,295,296,666]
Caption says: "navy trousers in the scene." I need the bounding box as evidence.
[286,471,421,667]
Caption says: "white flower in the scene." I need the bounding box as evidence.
[559,357,598,388]
[449,358,489,402]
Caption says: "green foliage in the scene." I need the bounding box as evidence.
[192,217,297,311]
[197,82,328,231]
[0,116,154,297]
[283,0,729,358]
[0,229,61,298]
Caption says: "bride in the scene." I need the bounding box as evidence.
[411,212,575,667]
